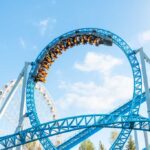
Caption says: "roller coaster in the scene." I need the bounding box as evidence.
[0,28,150,150]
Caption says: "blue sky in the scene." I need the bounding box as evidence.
[0,0,150,149]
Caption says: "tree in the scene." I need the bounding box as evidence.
[79,140,95,150]
[99,141,105,150]
[110,130,118,143]
[126,136,136,150]
[24,141,42,150]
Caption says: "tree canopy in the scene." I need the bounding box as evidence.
[126,136,136,150]
[79,140,95,150]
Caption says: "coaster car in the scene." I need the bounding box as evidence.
[87,35,95,44]
[34,74,46,83]
[81,35,88,44]
[35,77,46,83]
[38,68,48,76]
[55,48,62,55]
[103,37,113,46]
[94,37,103,46]
[66,38,72,47]
[41,61,50,69]
[59,41,68,50]
[44,55,53,63]
[74,35,81,45]
[49,51,58,59]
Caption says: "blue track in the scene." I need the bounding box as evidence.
[0,28,145,150]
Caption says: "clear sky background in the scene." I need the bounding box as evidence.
[0,0,150,149]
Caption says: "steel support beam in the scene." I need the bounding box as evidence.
[140,48,150,150]
[134,130,139,150]
[15,62,30,150]
[0,67,25,119]
[0,114,150,150]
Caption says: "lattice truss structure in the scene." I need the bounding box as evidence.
[0,28,150,150]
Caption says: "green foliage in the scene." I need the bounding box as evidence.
[99,141,105,150]
[75,133,136,150]
[126,136,136,150]
[110,130,118,143]
[79,140,95,150]
[24,141,42,150]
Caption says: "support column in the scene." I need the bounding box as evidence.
[0,68,24,118]
[15,62,30,150]
[134,130,139,150]
[140,48,150,150]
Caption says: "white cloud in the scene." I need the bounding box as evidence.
[39,19,49,27]
[38,18,57,35]
[19,38,26,49]
[74,52,122,75]
[39,18,49,35]
[56,53,133,116]
[57,75,132,115]
[138,30,150,45]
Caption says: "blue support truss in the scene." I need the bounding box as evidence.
[25,28,142,149]
[0,113,150,149]
[0,28,146,150]
[58,93,145,150]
